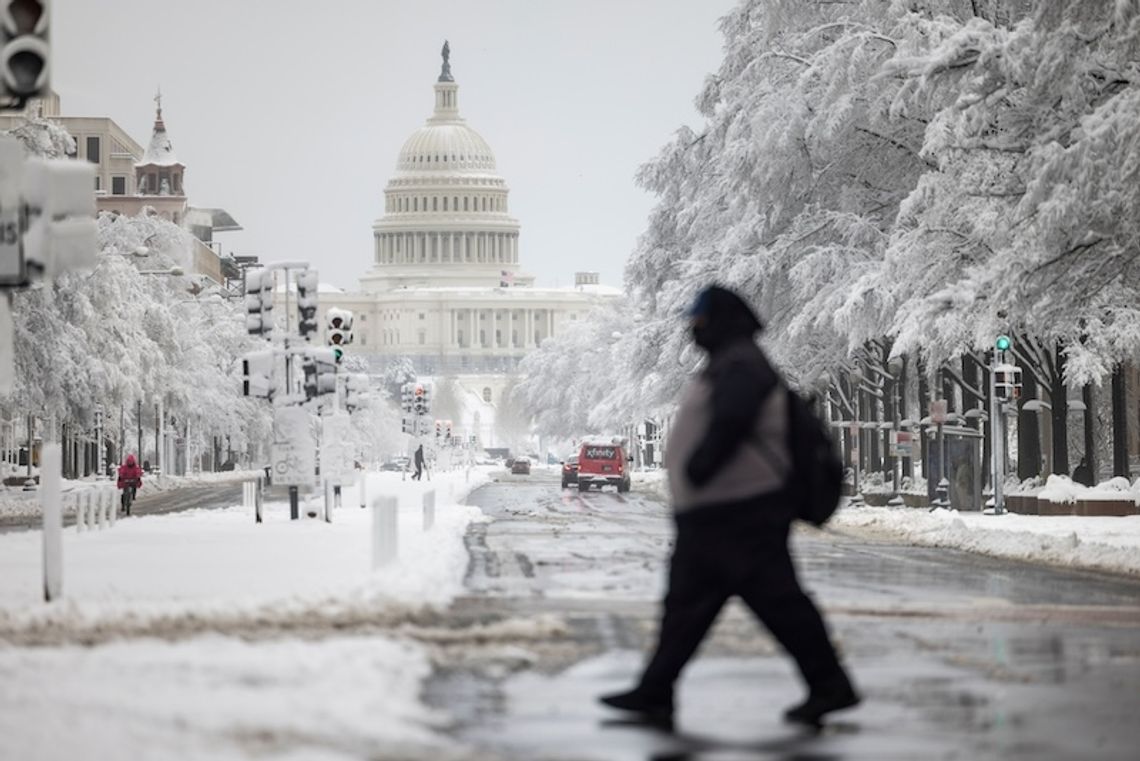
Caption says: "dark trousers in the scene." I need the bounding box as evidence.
[412,464,423,481]
[638,497,844,699]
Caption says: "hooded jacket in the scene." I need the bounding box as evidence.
[117,455,144,490]
[664,287,791,513]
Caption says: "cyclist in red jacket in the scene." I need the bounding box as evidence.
[116,454,144,515]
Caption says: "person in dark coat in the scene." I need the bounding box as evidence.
[412,445,425,481]
[1071,456,1093,487]
[599,285,858,727]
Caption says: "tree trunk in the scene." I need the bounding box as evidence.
[1082,383,1096,483]
[899,356,913,480]
[26,414,33,478]
[941,367,955,414]
[967,354,993,487]
[867,385,881,476]
[1017,355,1041,479]
[917,356,930,482]
[1112,364,1129,478]
[1050,345,1069,476]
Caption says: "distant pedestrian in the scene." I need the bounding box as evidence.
[412,445,425,481]
[599,285,858,727]
[1072,456,1093,487]
[116,454,144,514]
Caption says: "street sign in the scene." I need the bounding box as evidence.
[320,413,354,486]
[889,430,914,457]
[930,399,948,424]
[271,407,315,487]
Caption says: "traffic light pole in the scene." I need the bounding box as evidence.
[991,351,1006,515]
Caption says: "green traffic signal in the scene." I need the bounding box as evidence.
[333,347,344,363]
[995,335,1011,352]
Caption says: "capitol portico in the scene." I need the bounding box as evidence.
[308,43,619,437]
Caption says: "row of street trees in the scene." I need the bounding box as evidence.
[516,0,1140,485]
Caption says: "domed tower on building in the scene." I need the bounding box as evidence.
[134,89,187,224]
[361,41,534,292]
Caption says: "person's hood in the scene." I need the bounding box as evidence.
[126,455,137,467]
[687,285,763,353]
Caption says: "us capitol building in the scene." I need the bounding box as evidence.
[311,43,619,429]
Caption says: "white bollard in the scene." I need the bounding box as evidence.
[96,490,106,530]
[359,470,367,509]
[423,489,436,532]
[324,480,333,524]
[371,495,398,568]
[106,488,116,527]
[74,492,85,533]
[41,444,63,602]
[255,477,263,523]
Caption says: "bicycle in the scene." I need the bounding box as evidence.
[120,479,140,516]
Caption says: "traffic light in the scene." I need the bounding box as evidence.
[995,334,1012,353]
[244,267,275,337]
[445,420,452,439]
[994,363,1022,401]
[345,373,368,413]
[21,155,96,280]
[240,349,276,399]
[0,0,50,109]
[307,347,338,399]
[413,384,426,415]
[435,420,442,438]
[401,417,413,434]
[295,269,318,340]
[326,307,353,362]
[400,382,414,413]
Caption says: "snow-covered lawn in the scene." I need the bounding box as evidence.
[0,469,491,632]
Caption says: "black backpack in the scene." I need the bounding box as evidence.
[784,389,844,526]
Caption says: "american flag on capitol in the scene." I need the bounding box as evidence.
[499,270,514,288]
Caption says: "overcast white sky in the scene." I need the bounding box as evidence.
[53,0,735,290]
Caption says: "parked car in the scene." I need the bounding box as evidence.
[380,457,409,472]
[511,456,531,475]
[577,441,631,493]
[561,455,580,488]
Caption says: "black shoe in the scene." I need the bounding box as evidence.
[784,674,861,725]
[599,688,674,726]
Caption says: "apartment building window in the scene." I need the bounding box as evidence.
[93,175,101,191]
[86,136,100,164]
[418,330,426,345]
[111,176,126,195]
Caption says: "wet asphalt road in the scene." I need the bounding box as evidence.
[429,470,1140,760]
[0,482,245,533]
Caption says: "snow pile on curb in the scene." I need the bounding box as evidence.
[831,503,1140,576]
[0,634,460,761]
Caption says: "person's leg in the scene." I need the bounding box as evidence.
[602,525,728,712]
[736,527,857,722]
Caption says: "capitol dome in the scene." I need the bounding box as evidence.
[396,123,496,174]
[364,42,528,292]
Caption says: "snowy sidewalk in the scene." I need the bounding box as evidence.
[0,466,267,521]
[635,469,1140,577]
